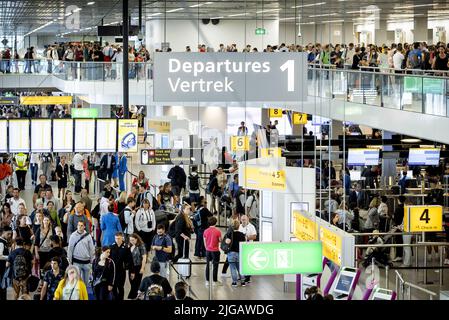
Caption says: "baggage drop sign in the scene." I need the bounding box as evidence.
[153,52,307,102]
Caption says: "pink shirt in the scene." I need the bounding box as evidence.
[203,226,221,252]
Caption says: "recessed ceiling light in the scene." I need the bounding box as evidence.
[166,8,184,13]
[148,12,163,16]
[291,2,325,9]
[87,1,95,5]
[394,3,436,9]
[210,16,224,19]
[309,12,337,17]
[228,13,247,17]
[401,138,422,143]
[256,8,281,13]
[73,8,82,12]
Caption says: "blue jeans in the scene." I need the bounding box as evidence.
[190,193,200,204]
[30,163,38,184]
[194,228,206,257]
[228,251,242,283]
[74,263,91,288]
[119,172,126,192]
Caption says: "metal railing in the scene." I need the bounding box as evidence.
[395,270,437,300]
[355,241,448,286]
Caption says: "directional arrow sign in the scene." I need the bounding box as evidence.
[240,241,322,276]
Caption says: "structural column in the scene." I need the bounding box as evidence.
[375,18,388,46]
[413,15,428,43]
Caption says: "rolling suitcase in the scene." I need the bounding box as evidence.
[177,239,191,278]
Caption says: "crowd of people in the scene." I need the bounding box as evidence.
[0,147,262,300]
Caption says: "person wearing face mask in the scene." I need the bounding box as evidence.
[53,265,88,300]
[92,246,115,300]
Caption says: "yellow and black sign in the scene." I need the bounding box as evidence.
[320,226,343,265]
[0,97,18,105]
[244,167,286,191]
[261,147,282,158]
[148,120,171,133]
[293,113,308,125]
[403,205,443,232]
[231,136,250,152]
[269,108,283,118]
[141,149,202,165]
[20,96,73,105]
[294,211,318,241]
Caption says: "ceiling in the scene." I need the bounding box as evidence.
[0,0,448,37]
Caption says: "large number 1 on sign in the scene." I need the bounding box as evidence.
[280,60,294,92]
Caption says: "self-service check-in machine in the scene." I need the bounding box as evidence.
[328,266,361,300]
[299,258,339,300]
[363,286,396,300]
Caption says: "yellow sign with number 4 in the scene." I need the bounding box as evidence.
[404,205,443,232]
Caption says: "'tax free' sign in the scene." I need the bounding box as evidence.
[153,52,307,102]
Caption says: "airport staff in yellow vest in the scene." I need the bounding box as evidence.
[13,153,29,191]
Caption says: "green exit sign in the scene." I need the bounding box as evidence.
[239,241,323,276]
[255,28,267,35]
[71,108,98,118]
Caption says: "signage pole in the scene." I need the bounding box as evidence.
[296,274,301,300]
[123,0,130,119]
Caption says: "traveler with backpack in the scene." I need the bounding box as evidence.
[193,197,212,259]
[119,197,136,239]
[53,265,89,300]
[7,238,34,300]
[137,260,173,300]
[203,216,223,286]
[135,198,156,250]
[100,204,122,246]
[172,204,194,262]
[67,202,91,239]
[187,166,201,205]
[151,224,173,279]
[135,183,154,209]
[157,182,174,209]
[223,219,247,287]
[407,42,422,71]
[67,220,95,287]
[207,170,219,214]
[167,165,187,197]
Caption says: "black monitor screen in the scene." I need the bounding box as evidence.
[335,274,354,294]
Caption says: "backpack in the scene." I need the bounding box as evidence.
[189,174,199,191]
[13,253,28,281]
[193,209,202,228]
[206,177,217,194]
[409,51,421,68]
[168,218,177,238]
[119,208,130,232]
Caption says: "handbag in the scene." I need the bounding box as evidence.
[220,231,233,254]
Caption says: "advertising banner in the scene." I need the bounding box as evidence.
[118,119,138,153]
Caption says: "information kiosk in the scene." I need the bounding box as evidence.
[299,258,339,300]
[328,266,361,300]
[363,286,397,300]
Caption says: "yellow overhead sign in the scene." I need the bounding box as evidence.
[293,113,308,125]
[244,166,286,191]
[404,205,443,232]
[20,96,73,105]
[148,120,171,133]
[320,226,342,266]
[269,108,283,118]
[293,211,318,241]
[261,147,282,158]
[231,136,250,152]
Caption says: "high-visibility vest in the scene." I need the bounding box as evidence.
[15,153,28,171]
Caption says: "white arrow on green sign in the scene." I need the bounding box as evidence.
[239,241,323,276]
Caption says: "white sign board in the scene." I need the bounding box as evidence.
[96,119,117,152]
[53,119,73,152]
[0,121,7,152]
[75,119,95,152]
[31,119,51,152]
[9,120,29,152]
[153,52,307,102]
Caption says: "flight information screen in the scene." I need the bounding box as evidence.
[347,148,379,166]
[408,148,440,165]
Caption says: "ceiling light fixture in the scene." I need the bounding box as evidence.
[321,19,344,23]
[309,12,337,17]
[210,16,224,19]
[166,8,184,13]
[87,1,95,5]
[24,21,54,37]
[228,13,247,17]
[394,3,436,9]
[401,138,422,143]
[291,2,325,9]
[73,8,82,12]
[148,12,163,16]
[256,8,281,13]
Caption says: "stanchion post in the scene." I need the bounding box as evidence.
[385,265,389,290]
[209,260,213,300]
[440,246,444,286]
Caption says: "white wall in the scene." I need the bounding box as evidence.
[163,105,227,132]
[146,19,279,52]
[279,22,356,46]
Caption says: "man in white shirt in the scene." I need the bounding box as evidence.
[72,153,84,194]
[344,43,355,69]
[8,188,26,216]
[239,215,257,283]
[100,191,111,219]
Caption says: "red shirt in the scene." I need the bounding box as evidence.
[203,226,221,252]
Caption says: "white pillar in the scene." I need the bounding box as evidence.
[413,16,428,42]
[375,19,388,46]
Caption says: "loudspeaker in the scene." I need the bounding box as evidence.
[211,19,219,25]
[202,18,210,24]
